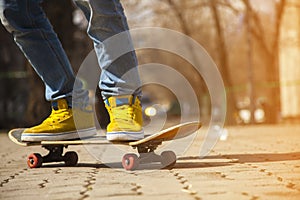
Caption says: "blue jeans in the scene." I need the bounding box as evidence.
[0,0,141,107]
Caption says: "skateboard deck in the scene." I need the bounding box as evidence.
[8,121,201,170]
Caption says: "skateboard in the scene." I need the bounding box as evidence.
[8,121,201,170]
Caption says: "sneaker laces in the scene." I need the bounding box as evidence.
[44,108,71,124]
[110,105,134,123]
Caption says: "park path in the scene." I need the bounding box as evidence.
[1,125,299,200]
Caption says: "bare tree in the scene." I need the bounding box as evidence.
[123,0,290,124]
[149,0,241,124]
[241,0,287,123]
[208,0,240,124]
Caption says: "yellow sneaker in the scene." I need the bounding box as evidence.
[105,95,144,141]
[21,99,96,142]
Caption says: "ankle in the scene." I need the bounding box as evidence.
[51,99,70,110]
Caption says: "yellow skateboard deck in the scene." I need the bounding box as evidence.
[8,121,201,170]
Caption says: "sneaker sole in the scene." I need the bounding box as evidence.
[21,127,96,142]
[106,130,144,141]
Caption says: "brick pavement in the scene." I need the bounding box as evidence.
[0,125,299,200]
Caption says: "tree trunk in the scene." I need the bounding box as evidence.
[209,0,238,125]
[242,0,285,124]
[0,22,28,129]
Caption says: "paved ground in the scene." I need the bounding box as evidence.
[0,125,300,200]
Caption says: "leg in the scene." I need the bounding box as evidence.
[74,0,142,98]
[74,0,143,141]
[0,0,88,106]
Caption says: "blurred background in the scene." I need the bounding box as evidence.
[0,0,299,130]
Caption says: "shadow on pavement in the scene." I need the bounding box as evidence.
[179,152,300,163]
[40,160,232,170]
[37,152,300,170]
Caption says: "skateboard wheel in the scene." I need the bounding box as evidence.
[161,151,176,169]
[27,153,43,168]
[64,151,78,166]
[122,153,139,170]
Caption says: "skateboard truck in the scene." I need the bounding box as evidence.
[27,145,78,168]
[121,140,177,170]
